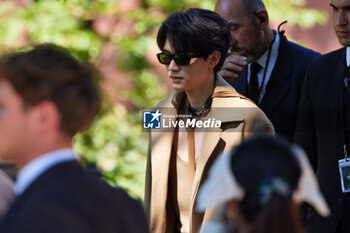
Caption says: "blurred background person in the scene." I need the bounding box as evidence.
[0,44,149,233]
[294,1,350,232]
[214,0,320,142]
[197,136,329,233]
[145,8,273,233]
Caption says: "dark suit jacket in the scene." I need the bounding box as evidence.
[232,31,320,142]
[294,47,347,233]
[0,169,14,220]
[0,161,149,233]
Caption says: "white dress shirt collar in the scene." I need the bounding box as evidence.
[248,31,280,103]
[346,47,350,67]
[14,148,76,196]
[255,31,280,70]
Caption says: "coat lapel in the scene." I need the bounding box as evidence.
[259,34,292,116]
[331,48,346,108]
[191,121,222,203]
[235,68,247,95]
[190,76,244,202]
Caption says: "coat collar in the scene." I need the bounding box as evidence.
[258,32,292,116]
[164,75,247,123]
[331,47,346,108]
[331,47,346,67]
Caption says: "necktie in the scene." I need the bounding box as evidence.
[248,62,262,104]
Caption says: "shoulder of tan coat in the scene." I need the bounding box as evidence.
[213,74,256,105]
[155,93,173,108]
[242,104,275,137]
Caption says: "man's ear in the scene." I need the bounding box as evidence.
[254,9,269,29]
[30,101,60,134]
[208,50,221,69]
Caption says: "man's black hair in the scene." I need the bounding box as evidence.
[157,8,231,73]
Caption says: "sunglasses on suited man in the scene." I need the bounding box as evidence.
[156,52,203,66]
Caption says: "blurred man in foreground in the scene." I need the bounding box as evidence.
[0,45,149,233]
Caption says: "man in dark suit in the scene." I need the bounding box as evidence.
[0,45,149,233]
[215,0,320,141]
[295,1,350,233]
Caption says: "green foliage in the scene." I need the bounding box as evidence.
[117,35,154,70]
[144,0,215,12]
[265,0,328,28]
[0,0,328,200]
[74,105,147,198]
[0,1,103,60]
[120,70,168,107]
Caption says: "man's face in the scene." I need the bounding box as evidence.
[331,0,350,46]
[0,80,33,161]
[162,39,214,93]
[215,0,264,63]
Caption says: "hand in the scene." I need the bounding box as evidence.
[218,55,247,85]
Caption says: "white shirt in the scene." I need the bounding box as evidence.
[247,31,280,104]
[14,148,76,196]
[346,47,350,67]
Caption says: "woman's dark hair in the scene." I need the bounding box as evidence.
[157,8,231,73]
[230,136,303,233]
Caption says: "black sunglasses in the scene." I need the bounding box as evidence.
[156,52,202,66]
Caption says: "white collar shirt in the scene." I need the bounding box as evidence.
[247,31,280,104]
[14,148,76,196]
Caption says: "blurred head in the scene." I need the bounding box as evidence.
[156,8,230,92]
[0,44,101,163]
[230,136,302,233]
[197,135,329,233]
[331,0,350,46]
[215,0,270,63]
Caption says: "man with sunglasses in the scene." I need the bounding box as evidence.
[215,0,320,142]
[145,8,274,233]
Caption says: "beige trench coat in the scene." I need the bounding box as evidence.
[145,75,274,233]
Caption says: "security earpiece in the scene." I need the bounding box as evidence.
[258,15,265,23]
